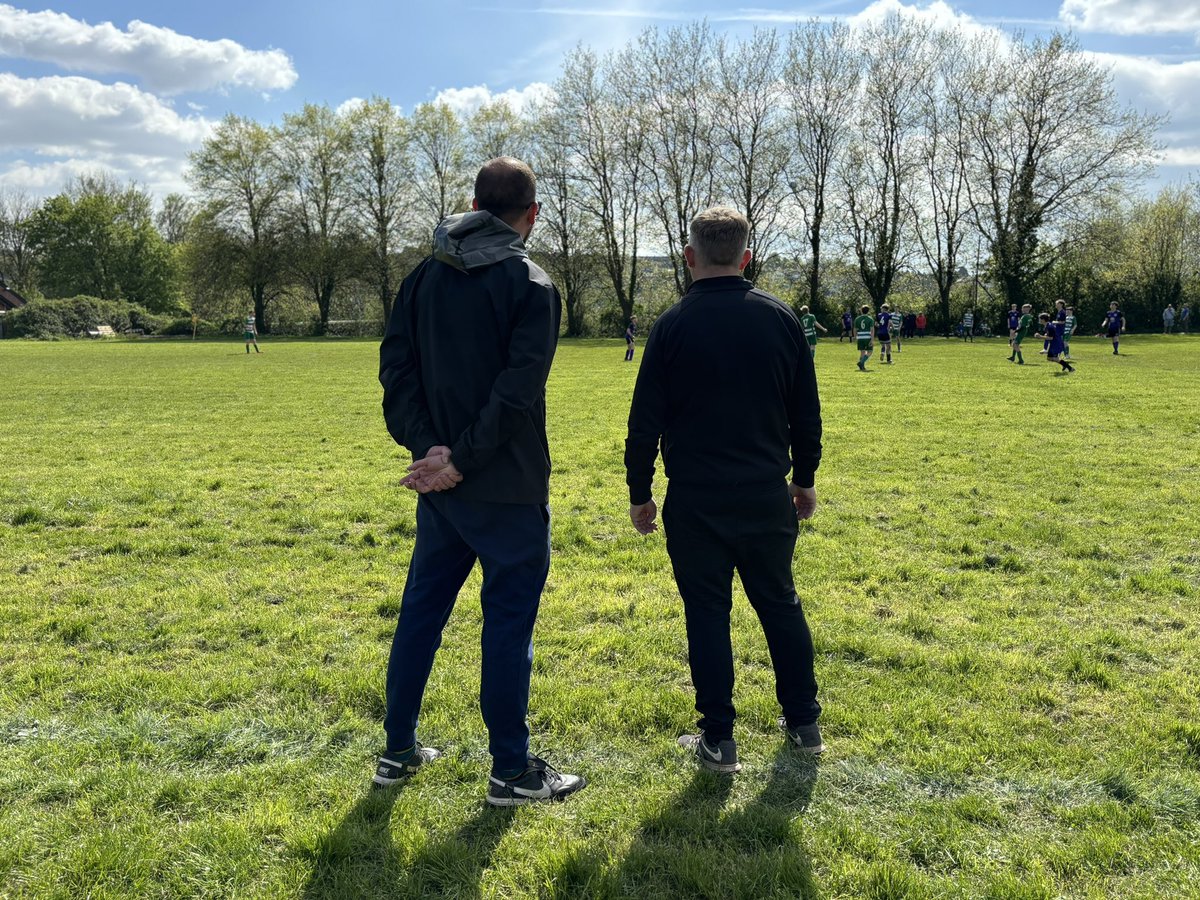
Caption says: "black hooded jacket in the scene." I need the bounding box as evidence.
[379,211,562,504]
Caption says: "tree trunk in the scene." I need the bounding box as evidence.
[253,284,268,334]
[808,226,822,311]
[317,280,334,336]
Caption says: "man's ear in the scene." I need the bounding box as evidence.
[471,198,479,211]
[684,245,696,269]
[739,247,753,271]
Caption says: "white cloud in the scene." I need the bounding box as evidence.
[847,0,1003,39]
[431,82,555,117]
[335,96,367,116]
[850,0,974,28]
[0,73,214,197]
[0,4,297,94]
[1160,147,1200,166]
[1087,52,1200,174]
[1060,0,1200,36]
[0,154,192,197]
[0,74,213,154]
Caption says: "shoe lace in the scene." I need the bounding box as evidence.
[527,751,563,783]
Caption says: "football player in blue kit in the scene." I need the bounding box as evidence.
[1035,313,1075,373]
[1006,304,1020,360]
[1098,302,1124,354]
[876,303,895,364]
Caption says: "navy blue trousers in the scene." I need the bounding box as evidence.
[384,492,550,773]
[663,482,821,742]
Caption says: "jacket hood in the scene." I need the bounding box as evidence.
[433,210,528,272]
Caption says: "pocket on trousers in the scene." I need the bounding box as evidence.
[539,504,551,526]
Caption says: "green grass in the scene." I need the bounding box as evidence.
[1,334,1198,899]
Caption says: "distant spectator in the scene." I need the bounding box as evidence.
[840,309,853,342]
[1163,304,1176,334]
[962,309,974,342]
[1180,303,1191,334]
[916,312,926,337]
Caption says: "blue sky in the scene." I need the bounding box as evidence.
[1,0,1197,198]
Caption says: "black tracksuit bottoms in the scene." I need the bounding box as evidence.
[663,482,821,742]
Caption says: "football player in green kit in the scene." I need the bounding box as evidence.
[854,304,875,371]
[798,305,828,358]
[1008,303,1033,364]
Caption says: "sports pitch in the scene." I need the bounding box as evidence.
[1,335,1198,898]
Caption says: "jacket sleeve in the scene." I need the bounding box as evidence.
[788,323,822,488]
[448,275,560,475]
[379,262,441,460]
[624,318,668,505]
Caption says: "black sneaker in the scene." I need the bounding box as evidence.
[678,733,742,774]
[486,754,586,806]
[373,742,441,787]
[780,717,825,754]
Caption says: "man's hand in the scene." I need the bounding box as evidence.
[790,483,817,520]
[630,500,658,535]
[403,445,464,494]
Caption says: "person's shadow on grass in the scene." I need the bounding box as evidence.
[555,743,821,898]
[299,782,517,900]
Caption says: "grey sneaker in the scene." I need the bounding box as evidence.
[780,717,825,754]
[373,742,441,787]
[486,754,587,806]
[678,733,742,774]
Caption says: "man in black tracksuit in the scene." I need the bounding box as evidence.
[625,206,825,773]
[376,157,585,805]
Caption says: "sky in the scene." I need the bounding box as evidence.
[0,0,1198,201]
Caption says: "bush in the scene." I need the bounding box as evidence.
[7,296,171,338]
[159,317,204,337]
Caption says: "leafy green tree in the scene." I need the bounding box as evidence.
[469,100,529,163]
[0,188,39,296]
[156,193,195,245]
[964,33,1159,309]
[278,103,361,334]
[528,98,603,336]
[408,102,471,244]
[1127,186,1195,318]
[785,20,860,312]
[843,14,933,307]
[188,115,288,332]
[555,44,645,327]
[27,176,177,311]
[346,97,410,325]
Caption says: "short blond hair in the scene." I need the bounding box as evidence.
[689,206,749,267]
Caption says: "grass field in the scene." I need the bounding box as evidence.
[1,333,1199,899]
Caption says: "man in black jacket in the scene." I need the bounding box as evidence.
[625,206,825,773]
[376,157,585,805]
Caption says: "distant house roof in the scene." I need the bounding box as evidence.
[0,276,28,312]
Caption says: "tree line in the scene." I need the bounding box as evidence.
[1,15,1190,338]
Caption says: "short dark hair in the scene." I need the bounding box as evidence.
[475,157,536,222]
